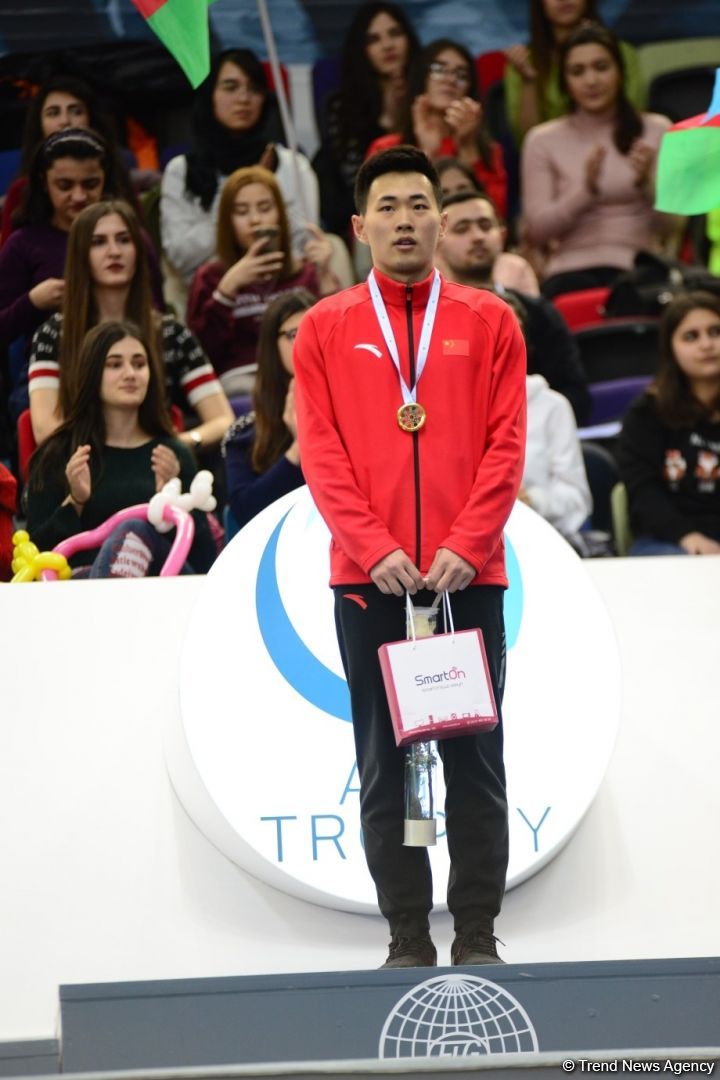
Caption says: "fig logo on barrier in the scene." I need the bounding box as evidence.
[379,974,539,1058]
[170,486,621,914]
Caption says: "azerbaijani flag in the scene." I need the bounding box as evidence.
[655,68,720,215]
[131,0,216,88]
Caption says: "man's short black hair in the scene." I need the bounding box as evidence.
[354,145,443,214]
[442,189,504,225]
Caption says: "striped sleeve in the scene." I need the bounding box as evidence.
[162,316,223,409]
[28,316,61,394]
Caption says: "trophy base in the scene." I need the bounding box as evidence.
[403,818,437,847]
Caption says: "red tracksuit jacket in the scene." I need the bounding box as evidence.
[294,268,527,587]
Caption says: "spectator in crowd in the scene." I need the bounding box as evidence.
[504,0,642,144]
[0,129,116,353]
[0,461,16,581]
[366,39,508,218]
[26,319,216,575]
[521,23,672,299]
[522,368,592,536]
[160,48,320,285]
[0,128,164,415]
[222,288,314,529]
[28,200,233,452]
[618,291,720,556]
[438,190,590,423]
[503,293,592,536]
[187,166,336,395]
[314,2,419,235]
[436,188,539,295]
[436,156,485,199]
[1,73,137,244]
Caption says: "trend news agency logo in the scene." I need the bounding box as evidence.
[255,507,524,717]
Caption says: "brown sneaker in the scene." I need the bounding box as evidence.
[380,935,437,969]
[451,928,504,966]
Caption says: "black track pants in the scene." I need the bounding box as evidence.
[333,584,508,936]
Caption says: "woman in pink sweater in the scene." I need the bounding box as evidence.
[521,23,673,299]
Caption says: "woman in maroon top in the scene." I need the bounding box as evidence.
[187,165,337,396]
[366,39,508,219]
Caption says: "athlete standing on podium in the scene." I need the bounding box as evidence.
[294,146,526,968]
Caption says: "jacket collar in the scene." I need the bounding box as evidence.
[370,266,439,309]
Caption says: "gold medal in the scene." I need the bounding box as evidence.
[397,402,426,432]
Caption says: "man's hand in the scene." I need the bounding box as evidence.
[369,549,425,596]
[425,547,476,593]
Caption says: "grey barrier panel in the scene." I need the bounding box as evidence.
[0,1041,59,1077]
[59,958,720,1073]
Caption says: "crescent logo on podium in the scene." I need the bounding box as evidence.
[254,508,525,725]
[169,487,621,914]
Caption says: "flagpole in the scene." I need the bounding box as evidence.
[255,0,311,222]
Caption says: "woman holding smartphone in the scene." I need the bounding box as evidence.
[187,166,337,395]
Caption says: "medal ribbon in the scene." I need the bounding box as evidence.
[367,269,441,406]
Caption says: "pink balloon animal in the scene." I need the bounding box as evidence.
[40,471,216,581]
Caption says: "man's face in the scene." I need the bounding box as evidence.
[438,197,506,281]
[352,171,446,282]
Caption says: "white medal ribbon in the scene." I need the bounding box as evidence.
[367,269,441,406]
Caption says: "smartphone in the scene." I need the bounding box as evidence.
[252,226,281,253]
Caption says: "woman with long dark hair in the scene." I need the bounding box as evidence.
[0,128,162,370]
[160,48,320,285]
[187,167,335,395]
[366,39,507,218]
[26,319,215,575]
[1,72,136,244]
[222,288,315,529]
[314,2,419,235]
[28,199,233,451]
[504,0,642,143]
[521,23,672,299]
[619,291,720,556]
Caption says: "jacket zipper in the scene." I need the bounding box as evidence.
[406,284,422,570]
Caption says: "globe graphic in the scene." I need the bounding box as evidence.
[379,975,539,1058]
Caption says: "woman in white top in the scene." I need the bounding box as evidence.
[160,48,319,286]
[521,23,673,299]
[504,291,592,534]
[521,373,592,535]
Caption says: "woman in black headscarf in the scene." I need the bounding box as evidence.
[160,48,320,285]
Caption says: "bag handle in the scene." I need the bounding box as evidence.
[442,590,455,637]
[405,591,455,643]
